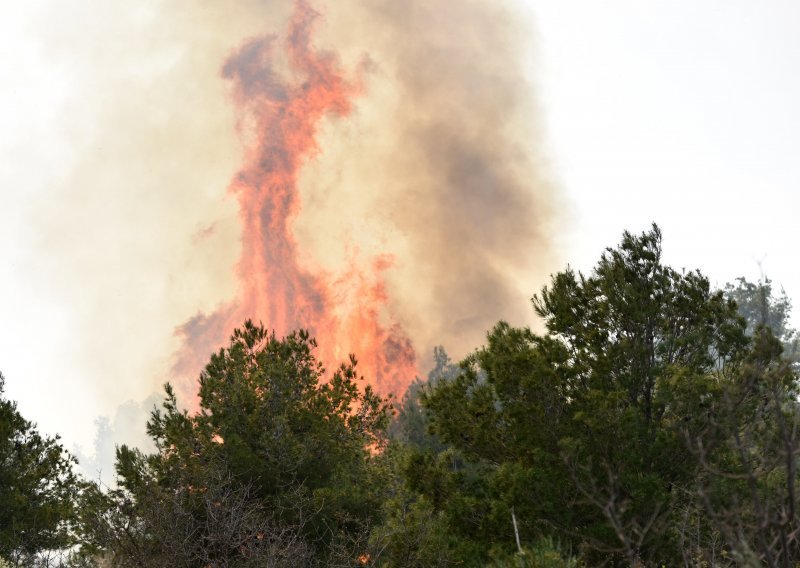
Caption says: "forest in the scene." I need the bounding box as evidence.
[2,225,800,567]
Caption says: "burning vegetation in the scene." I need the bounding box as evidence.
[172,0,561,406]
[5,226,800,566]
[6,1,800,567]
[173,0,416,399]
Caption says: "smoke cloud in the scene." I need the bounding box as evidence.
[2,0,563,456]
[174,0,565,399]
[307,0,564,357]
[173,0,419,399]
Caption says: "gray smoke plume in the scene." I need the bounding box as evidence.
[297,0,565,359]
[4,0,564,451]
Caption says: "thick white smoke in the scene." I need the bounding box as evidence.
[0,0,565,468]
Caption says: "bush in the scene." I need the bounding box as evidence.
[489,537,581,568]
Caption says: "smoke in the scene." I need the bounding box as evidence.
[3,0,563,453]
[75,393,162,485]
[170,0,563,400]
[2,1,280,447]
[307,0,564,357]
[173,0,418,398]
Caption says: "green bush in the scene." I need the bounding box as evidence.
[489,537,581,568]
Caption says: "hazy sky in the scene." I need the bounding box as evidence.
[1,1,799,460]
[528,0,800,285]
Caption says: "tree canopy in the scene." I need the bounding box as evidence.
[77,321,390,566]
[0,373,81,566]
[725,275,800,364]
[413,225,800,565]
[7,224,800,567]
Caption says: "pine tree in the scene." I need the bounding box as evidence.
[0,372,81,565]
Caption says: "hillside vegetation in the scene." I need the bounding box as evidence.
[3,225,800,567]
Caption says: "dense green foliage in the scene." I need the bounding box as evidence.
[5,225,800,567]
[385,226,800,567]
[418,226,750,563]
[0,374,81,566]
[76,322,389,566]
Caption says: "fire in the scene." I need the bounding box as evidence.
[174,0,417,399]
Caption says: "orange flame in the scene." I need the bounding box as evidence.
[174,0,417,400]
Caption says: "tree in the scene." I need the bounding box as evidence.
[79,321,390,566]
[422,225,753,565]
[76,453,311,567]
[725,276,799,364]
[0,372,81,566]
[367,347,476,567]
[678,327,800,566]
[387,346,456,452]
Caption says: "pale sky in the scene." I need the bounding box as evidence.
[1,1,799,458]
[528,0,800,289]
